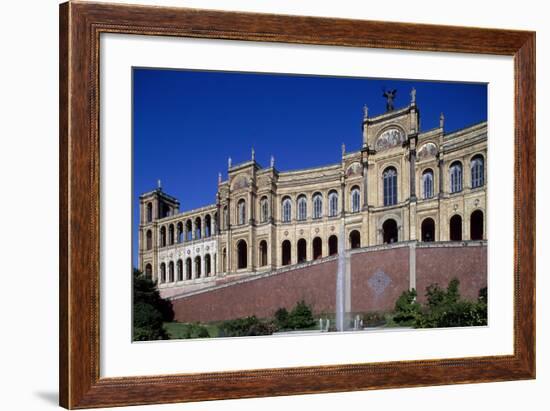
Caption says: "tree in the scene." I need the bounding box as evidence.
[393,288,421,325]
[133,268,174,341]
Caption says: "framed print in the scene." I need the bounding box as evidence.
[59,1,535,409]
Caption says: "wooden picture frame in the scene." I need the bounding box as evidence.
[59,1,535,408]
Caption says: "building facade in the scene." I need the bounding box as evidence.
[138,93,487,294]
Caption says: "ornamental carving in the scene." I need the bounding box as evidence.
[231,174,249,190]
[375,128,405,151]
[368,270,391,296]
[346,162,362,177]
[417,142,438,160]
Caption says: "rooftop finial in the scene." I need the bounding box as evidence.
[382,88,397,112]
[411,87,416,105]
[228,157,232,169]
[157,179,162,189]
[440,112,445,128]
[251,147,255,161]
[341,143,346,156]
[270,155,275,168]
[363,104,369,119]
[218,172,222,184]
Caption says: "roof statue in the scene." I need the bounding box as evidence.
[411,87,416,105]
[382,88,397,112]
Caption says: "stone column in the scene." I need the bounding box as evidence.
[409,148,417,201]
[362,162,368,209]
[438,157,444,197]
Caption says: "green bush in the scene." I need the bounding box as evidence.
[180,323,210,339]
[274,307,290,329]
[218,316,275,337]
[287,300,316,330]
[393,288,421,325]
[415,278,487,328]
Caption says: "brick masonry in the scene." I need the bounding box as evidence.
[171,242,487,323]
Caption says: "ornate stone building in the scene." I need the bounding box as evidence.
[138,91,487,295]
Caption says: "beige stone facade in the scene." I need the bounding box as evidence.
[138,97,487,294]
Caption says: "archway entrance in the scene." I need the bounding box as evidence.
[382,219,398,244]
[282,240,291,266]
[349,230,361,249]
[328,235,338,256]
[237,240,247,269]
[421,218,435,242]
[450,215,462,241]
[259,240,268,266]
[297,239,307,263]
[470,210,484,240]
[313,237,322,259]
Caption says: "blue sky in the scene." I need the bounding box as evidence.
[133,68,487,266]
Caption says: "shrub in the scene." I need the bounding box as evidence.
[218,316,275,337]
[287,300,316,330]
[180,323,210,339]
[362,312,386,327]
[393,289,421,325]
[133,268,173,341]
[274,307,290,329]
[415,278,488,328]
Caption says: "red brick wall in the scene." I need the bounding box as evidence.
[415,245,487,303]
[351,247,410,313]
[172,260,337,323]
[171,244,487,323]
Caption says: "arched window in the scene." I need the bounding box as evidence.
[205,254,211,276]
[471,155,485,188]
[160,262,166,283]
[185,219,192,241]
[260,197,269,223]
[450,161,463,193]
[422,169,434,199]
[297,239,307,263]
[159,226,166,247]
[282,240,291,266]
[168,224,174,245]
[382,219,398,243]
[168,261,174,282]
[297,195,307,221]
[328,191,339,217]
[185,258,192,280]
[177,259,183,281]
[146,202,153,223]
[259,240,268,266]
[282,197,292,223]
[195,217,202,240]
[421,218,435,242]
[351,187,361,213]
[313,237,323,260]
[349,230,361,249]
[237,199,246,225]
[313,193,323,219]
[205,215,211,238]
[145,263,152,279]
[176,222,184,243]
[194,256,201,278]
[450,215,462,241]
[383,167,398,206]
[146,230,152,250]
[328,235,338,256]
[237,240,247,269]
[470,210,484,240]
